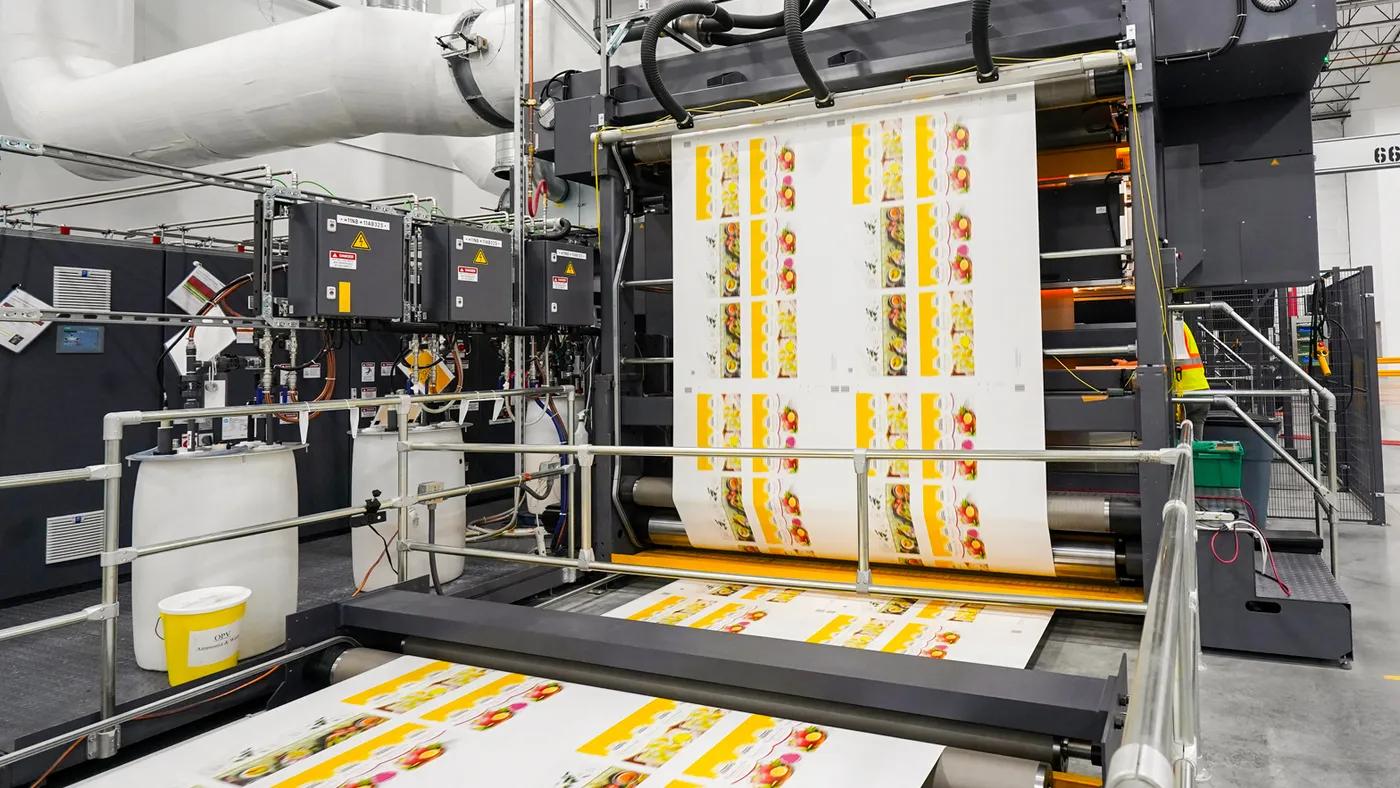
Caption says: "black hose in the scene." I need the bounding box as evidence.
[708,0,832,46]
[785,0,832,107]
[641,0,733,128]
[1252,0,1295,10]
[427,504,444,596]
[971,0,998,83]
[1157,0,1246,64]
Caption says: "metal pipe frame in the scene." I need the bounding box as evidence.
[0,605,110,646]
[0,464,112,490]
[397,440,1179,615]
[1040,246,1132,260]
[0,636,358,772]
[595,51,1132,145]
[1045,344,1137,358]
[1106,423,1199,788]
[606,144,639,546]
[1,165,281,214]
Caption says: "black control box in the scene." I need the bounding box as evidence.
[287,203,405,320]
[524,240,595,327]
[421,225,513,324]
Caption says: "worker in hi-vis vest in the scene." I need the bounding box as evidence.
[1172,315,1211,435]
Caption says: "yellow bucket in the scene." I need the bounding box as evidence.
[157,586,251,686]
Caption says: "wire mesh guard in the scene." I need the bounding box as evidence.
[1183,270,1385,525]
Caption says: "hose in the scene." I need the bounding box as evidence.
[427,504,444,595]
[971,0,998,83]
[641,1,734,128]
[785,0,832,107]
[707,0,832,47]
[1252,0,1295,10]
[1157,0,1246,64]
[532,218,572,241]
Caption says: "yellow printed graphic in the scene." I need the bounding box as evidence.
[751,301,770,380]
[668,782,705,788]
[855,393,877,474]
[915,115,937,199]
[474,249,488,264]
[690,603,743,630]
[339,661,456,706]
[696,145,714,221]
[917,202,939,286]
[923,485,955,561]
[751,483,784,546]
[851,123,873,205]
[749,219,769,297]
[268,723,425,788]
[741,586,773,600]
[684,715,777,779]
[920,394,944,479]
[627,595,687,622]
[418,674,527,722]
[697,394,715,471]
[882,623,925,653]
[750,138,768,216]
[565,262,576,274]
[351,231,371,251]
[338,281,351,313]
[919,292,941,377]
[806,615,856,644]
[578,699,679,756]
[752,394,772,472]
[916,600,950,620]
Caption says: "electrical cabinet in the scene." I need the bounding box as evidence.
[287,203,405,320]
[524,240,595,327]
[421,225,513,324]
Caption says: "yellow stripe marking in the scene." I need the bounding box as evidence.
[338,280,351,313]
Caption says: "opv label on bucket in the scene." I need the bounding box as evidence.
[189,625,240,667]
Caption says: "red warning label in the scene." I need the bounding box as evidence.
[552,276,568,291]
[457,266,478,283]
[329,251,357,270]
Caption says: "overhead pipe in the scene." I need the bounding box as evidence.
[0,1,571,181]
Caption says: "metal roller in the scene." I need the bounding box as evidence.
[327,647,1053,788]
[647,515,1120,583]
[627,477,1140,535]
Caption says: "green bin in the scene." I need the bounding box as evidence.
[1192,440,1244,488]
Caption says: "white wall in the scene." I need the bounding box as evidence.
[1326,66,1400,355]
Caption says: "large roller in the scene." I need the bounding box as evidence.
[319,647,1054,788]
[645,515,1123,583]
[626,476,1142,534]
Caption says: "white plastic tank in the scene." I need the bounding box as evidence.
[350,422,467,592]
[130,444,301,671]
[522,399,566,515]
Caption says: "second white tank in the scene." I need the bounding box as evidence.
[350,423,467,592]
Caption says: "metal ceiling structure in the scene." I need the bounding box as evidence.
[1314,0,1400,121]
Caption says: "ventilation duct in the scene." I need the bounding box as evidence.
[0,0,548,181]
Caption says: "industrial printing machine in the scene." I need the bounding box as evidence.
[0,0,1357,787]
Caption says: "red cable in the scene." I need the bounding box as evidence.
[1210,529,1239,564]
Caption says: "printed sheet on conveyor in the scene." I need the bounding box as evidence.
[671,84,1053,576]
[74,655,944,788]
[604,580,1053,668]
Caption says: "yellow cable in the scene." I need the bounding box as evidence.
[1050,355,1106,394]
[1124,62,1171,344]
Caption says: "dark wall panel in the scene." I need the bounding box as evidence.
[0,232,508,601]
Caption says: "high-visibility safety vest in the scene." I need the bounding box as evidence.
[1171,316,1210,395]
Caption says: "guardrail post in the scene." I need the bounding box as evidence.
[566,388,578,565]
[1325,396,1340,577]
[1310,391,1323,538]
[95,412,134,759]
[396,395,413,584]
[854,449,871,593]
[577,445,595,570]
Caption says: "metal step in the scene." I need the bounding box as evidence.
[1256,551,1347,604]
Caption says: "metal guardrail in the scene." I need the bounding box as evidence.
[1106,422,1201,788]
[1171,301,1341,576]
[0,386,572,764]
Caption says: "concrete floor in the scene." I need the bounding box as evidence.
[5,387,1400,785]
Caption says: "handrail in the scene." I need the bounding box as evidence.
[1106,421,1201,788]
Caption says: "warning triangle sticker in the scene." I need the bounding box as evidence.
[565,262,576,275]
[474,249,488,264]
[351,231,371,250]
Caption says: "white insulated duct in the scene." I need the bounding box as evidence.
[447,135,508,197]
[0,0,544,181]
